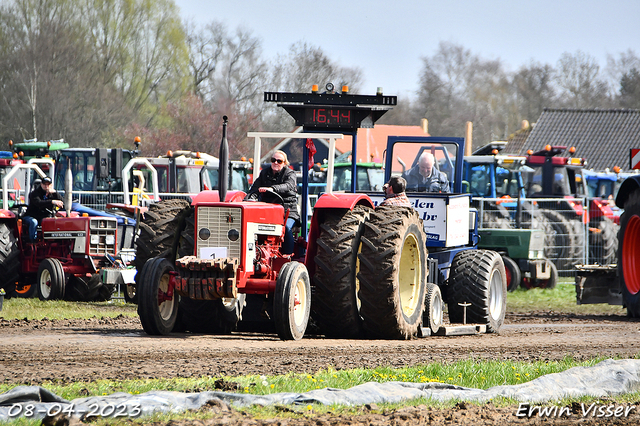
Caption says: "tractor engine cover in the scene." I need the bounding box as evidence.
[174,201,287,300]
[42,216,118,255]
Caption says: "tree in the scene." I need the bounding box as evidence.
[81,0,190,123]
[555,51,611,108]
[0,0,132,145]
[620,68,640,109]
[414,41,515,147]
[264,42,364,132]
[512,61,556,122]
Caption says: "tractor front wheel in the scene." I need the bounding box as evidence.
[138,257,179,335]
[37,258,66,301]
[423,283,444,335]
[502,256,522,292]
[274,261,311,341]
[448,250,507,333]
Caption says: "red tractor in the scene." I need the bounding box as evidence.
[136,123,353,340]
[0,163,130,300]
[524,146,619,271]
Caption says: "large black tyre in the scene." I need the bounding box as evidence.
[538,209,574,275]
[0,222,20,297]
[567,216,585,268]
[357,205,427,339]
[134,199,192,295]
[589,216,618,265]
[312,205,371,338]
[138,257,180,335]
[37,258,66,301]
[503,255,522,292]
[618,189,640,318]
[274,261,311,341]
[480,205,513,229]
[423,283,444,335]
[448,249,507,333]
[173,210,245,334]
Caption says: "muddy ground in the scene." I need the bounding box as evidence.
[2,310,640,425]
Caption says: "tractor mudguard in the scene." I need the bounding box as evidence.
[191,190,247,204]
[616,175,640,209]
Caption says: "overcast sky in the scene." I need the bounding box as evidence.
[175,0,640,100]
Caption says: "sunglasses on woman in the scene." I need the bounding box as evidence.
[271,158,284,164]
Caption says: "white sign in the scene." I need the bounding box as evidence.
[200,247,228,259]
[369,194,469,247]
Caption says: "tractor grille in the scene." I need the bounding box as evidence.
[196,206,242,259]
[89,218,117,255]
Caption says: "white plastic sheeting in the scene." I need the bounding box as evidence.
[1,359,639,421]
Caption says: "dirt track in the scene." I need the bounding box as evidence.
[1,310,639,425]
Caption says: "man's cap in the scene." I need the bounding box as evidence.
[42,176,52,184]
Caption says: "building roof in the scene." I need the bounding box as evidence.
[504,108,640,171]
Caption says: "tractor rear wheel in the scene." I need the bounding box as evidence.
[37,258,66,301]
[502,255,522,292]
[618,189,640,317]
[589,216,618,265]
[138,257,179,335]
[312,205,371,338]
[538,209,574,275]
[274,261,311,341]
[0,222,20,297]
[448,250,507,333]
[357,206,427,339]
[133,199,192,303]
[423,283,443,335]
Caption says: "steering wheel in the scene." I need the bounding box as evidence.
[245,188,284,204]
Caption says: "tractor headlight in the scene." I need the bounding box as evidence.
[199,228,211,240]
[228,228,239,242]
[105,235,115,245]
[90,234,100,244]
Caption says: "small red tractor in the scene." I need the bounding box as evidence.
[136,120,344,339]
[0,162,130,301]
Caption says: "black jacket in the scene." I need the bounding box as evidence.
[247,166,300,222]
[402,166,451,193]
[25,185,64,222]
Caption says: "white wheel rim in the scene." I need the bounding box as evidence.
[292,276,307,327]
[398,233,421,317]
[157,273,175,320]
[432,290,443,328]
[489,269,504,320]
[40,269,52,299]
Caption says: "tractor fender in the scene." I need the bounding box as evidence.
[0,210,15,219]
[191,190,246,204]
[616,176,640,209]
[313,192,374,210]
[305,193,374,280]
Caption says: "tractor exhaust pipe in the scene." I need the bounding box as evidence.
[64,157,73,216]
[218,116,229,202]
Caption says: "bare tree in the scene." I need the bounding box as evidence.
[555,51,611,108]
[512,61,556,123]
[185,20,225,99]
